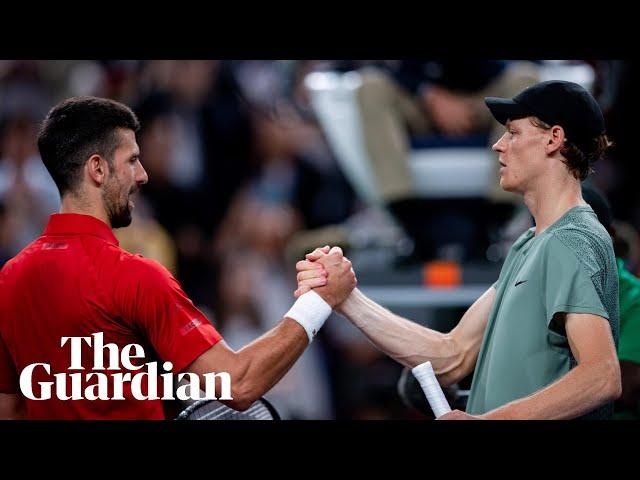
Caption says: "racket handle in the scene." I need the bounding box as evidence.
[411,361,451,418]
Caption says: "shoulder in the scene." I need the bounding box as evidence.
[110,250,181,317]
[114,250,174,285]
[547,212,615,277]
[0,239,46,286]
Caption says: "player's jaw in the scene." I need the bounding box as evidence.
[103,175,137,229]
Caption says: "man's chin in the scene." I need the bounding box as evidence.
[499,178,516,193]
[110,211,133,229]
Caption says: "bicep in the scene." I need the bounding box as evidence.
[449,286,495,358]
[564,313,618,365]
[117,259,223,373]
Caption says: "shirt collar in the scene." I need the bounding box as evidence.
[43,213,119,246]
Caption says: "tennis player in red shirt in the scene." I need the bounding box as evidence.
[0,97,356,419]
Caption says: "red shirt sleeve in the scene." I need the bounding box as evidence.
[0,332,18,393]
[115,255,222,373]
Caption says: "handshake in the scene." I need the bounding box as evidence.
[294,245,358,310]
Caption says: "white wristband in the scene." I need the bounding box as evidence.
[285,290,332,343]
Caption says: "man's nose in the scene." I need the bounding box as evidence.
[492,134,506,152]
[136,162,149,185]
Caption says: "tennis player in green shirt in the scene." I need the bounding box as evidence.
[295,80,622,419]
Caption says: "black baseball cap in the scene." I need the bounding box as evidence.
[485,80,606,152]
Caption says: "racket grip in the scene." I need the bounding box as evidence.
[411,361,452,418]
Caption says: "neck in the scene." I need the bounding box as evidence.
[523,171,585,236]
[59,193,112,228]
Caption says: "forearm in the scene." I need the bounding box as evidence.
[231,318,308,405]
[483,361,621,420]
[337,288,465,385]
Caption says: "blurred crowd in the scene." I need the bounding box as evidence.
[1,60,638,419]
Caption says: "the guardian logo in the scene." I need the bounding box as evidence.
[19,333,232,401]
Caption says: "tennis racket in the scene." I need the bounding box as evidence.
[175,397,280,421]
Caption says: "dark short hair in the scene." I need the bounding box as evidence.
[37,96,140,196]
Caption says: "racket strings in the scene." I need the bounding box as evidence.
[177,399,276,420]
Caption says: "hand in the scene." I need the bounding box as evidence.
[294,246,357,308]
[294,245,331,296]
[422,86,475,136]
[437,409,484,420]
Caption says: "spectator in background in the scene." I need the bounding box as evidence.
[343,60,540,202]
[582,185,640,419]
[113,194,178,276]
[603,61,640,230]
[210,100,355,419]
[0,63,60,258]
[0,61,51,122]
[133,60,255,311]
[0,112,60,255]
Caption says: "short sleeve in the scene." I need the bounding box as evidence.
[543,237,609,330]
[0,332,18,393]
[115,256,223,373]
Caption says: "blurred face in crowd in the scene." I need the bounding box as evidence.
[138,114,174,183]
[492,117,551,194]
[1,115,38,165]
[170,60,219,106]
[102,128,148,228]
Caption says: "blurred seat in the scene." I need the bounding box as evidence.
[305,61,596,205]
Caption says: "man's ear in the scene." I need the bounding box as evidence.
[86,154,109,186]
[546,125,566,155]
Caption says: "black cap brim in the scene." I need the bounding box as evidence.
[484,97,532,125]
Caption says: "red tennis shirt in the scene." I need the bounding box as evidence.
[0,213,222,419]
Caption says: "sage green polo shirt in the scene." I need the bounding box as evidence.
[466,206,619,419]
